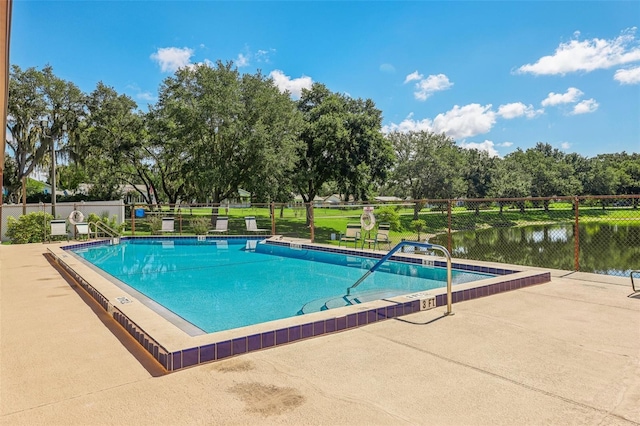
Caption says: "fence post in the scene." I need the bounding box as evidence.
[447,199,452,254]
[309,203,315,243]
[270,202,275,235]
[574,196,580,271]
[131,204,136,235]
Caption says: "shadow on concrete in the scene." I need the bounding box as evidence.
[393,313,448,326]
[44,253,168,377]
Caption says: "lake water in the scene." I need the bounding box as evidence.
[430,222,640,276]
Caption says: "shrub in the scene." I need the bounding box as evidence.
[87,212,124,233]
[148,216,162,235]
[411,219,426,240]
[6,212,54,244]
[375,206,401,231]
[191,217,210,235]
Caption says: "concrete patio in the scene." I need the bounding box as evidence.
[1,243,639,425]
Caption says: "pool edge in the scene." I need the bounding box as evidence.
[48,237,551,372]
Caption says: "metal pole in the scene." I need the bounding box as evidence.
[50,133,56,217]
[131,203,135,235]
[21,175,26,215]
[270,202,275,235]
[574,196,580,271]
[447,199,452,254]
[309,203,315,243]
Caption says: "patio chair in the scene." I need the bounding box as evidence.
[161,217,175,233]
[339,223,361,248]
[208,216,228,234]
[244,216,268,234]
[362,223,392,250]
[75,222,90,240]
[48,219,69,242]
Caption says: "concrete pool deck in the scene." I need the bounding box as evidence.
[1,242,639,425]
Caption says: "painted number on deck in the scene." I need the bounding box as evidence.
[420,297,436,311]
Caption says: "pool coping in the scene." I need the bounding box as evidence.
[48,236,551,372]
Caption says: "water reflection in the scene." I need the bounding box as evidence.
[431,223,640,276]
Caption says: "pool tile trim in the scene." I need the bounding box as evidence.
[50,236,551,372]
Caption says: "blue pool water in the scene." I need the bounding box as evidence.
[71,239,494,333]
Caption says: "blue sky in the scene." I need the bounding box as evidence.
[10,1,640,158]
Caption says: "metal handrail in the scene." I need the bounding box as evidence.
[347,241,453,315]
[631,270,640,293]
[89,221,120,239]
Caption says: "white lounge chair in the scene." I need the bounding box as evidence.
[75,222,90,240]
[339,223,361,248]
[161,217,175,233]
[244,216,268,234]
[208,216,228,234]
[48,219,69,242]
[362,223,392,250]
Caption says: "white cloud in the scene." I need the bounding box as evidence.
[236,53,249,67]
[614,66,640,84]
[560,142,571,150]
[571,98,599,115]
[382,113,432,133]
[380,63,396,73]
[541,87,584,106]
[255,48,275,63]
[431,103,496,139]
[497,102,543,119]
[137,92,156,102]
[498,141,514,147]
[383,103,496,139]
[414,74,453,101]
[517,27,640,75]
[150,47,194,72]
[459,140,500,157]
[269,70,313,99]
[404,71,423,84]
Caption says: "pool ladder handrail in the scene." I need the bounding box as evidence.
[89,220,121,240]
[347,241,453,315]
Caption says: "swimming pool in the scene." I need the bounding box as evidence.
[70,238,493,333]
[51,237,551,371]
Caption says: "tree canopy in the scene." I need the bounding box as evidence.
[3,64,640,208]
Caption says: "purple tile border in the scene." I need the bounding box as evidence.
[51,240,551,372]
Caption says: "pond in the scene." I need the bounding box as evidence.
[430,222,640,277]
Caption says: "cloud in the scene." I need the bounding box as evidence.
[255,48,275,63]
[236,53,249,67]
[137,92,156,102]
[517,27,640,75]
[497,102,543,119]
[382,113,432,133]
[560,142,571,150]
[380,63,396,73]
[498,141,513,147]
[459,140,500,157]
[383,103,496,139]
[431,103,496,139]
[614,65,640,84]
[571,98,599,115]
[541,87,584,106]
[404,71,423,84]
[150,47,194,72]
[269,70,313,99]
[413,74,453,101]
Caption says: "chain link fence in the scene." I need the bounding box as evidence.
[2,195,638,276]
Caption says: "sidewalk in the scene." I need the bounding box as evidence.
[1,243,639,425]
